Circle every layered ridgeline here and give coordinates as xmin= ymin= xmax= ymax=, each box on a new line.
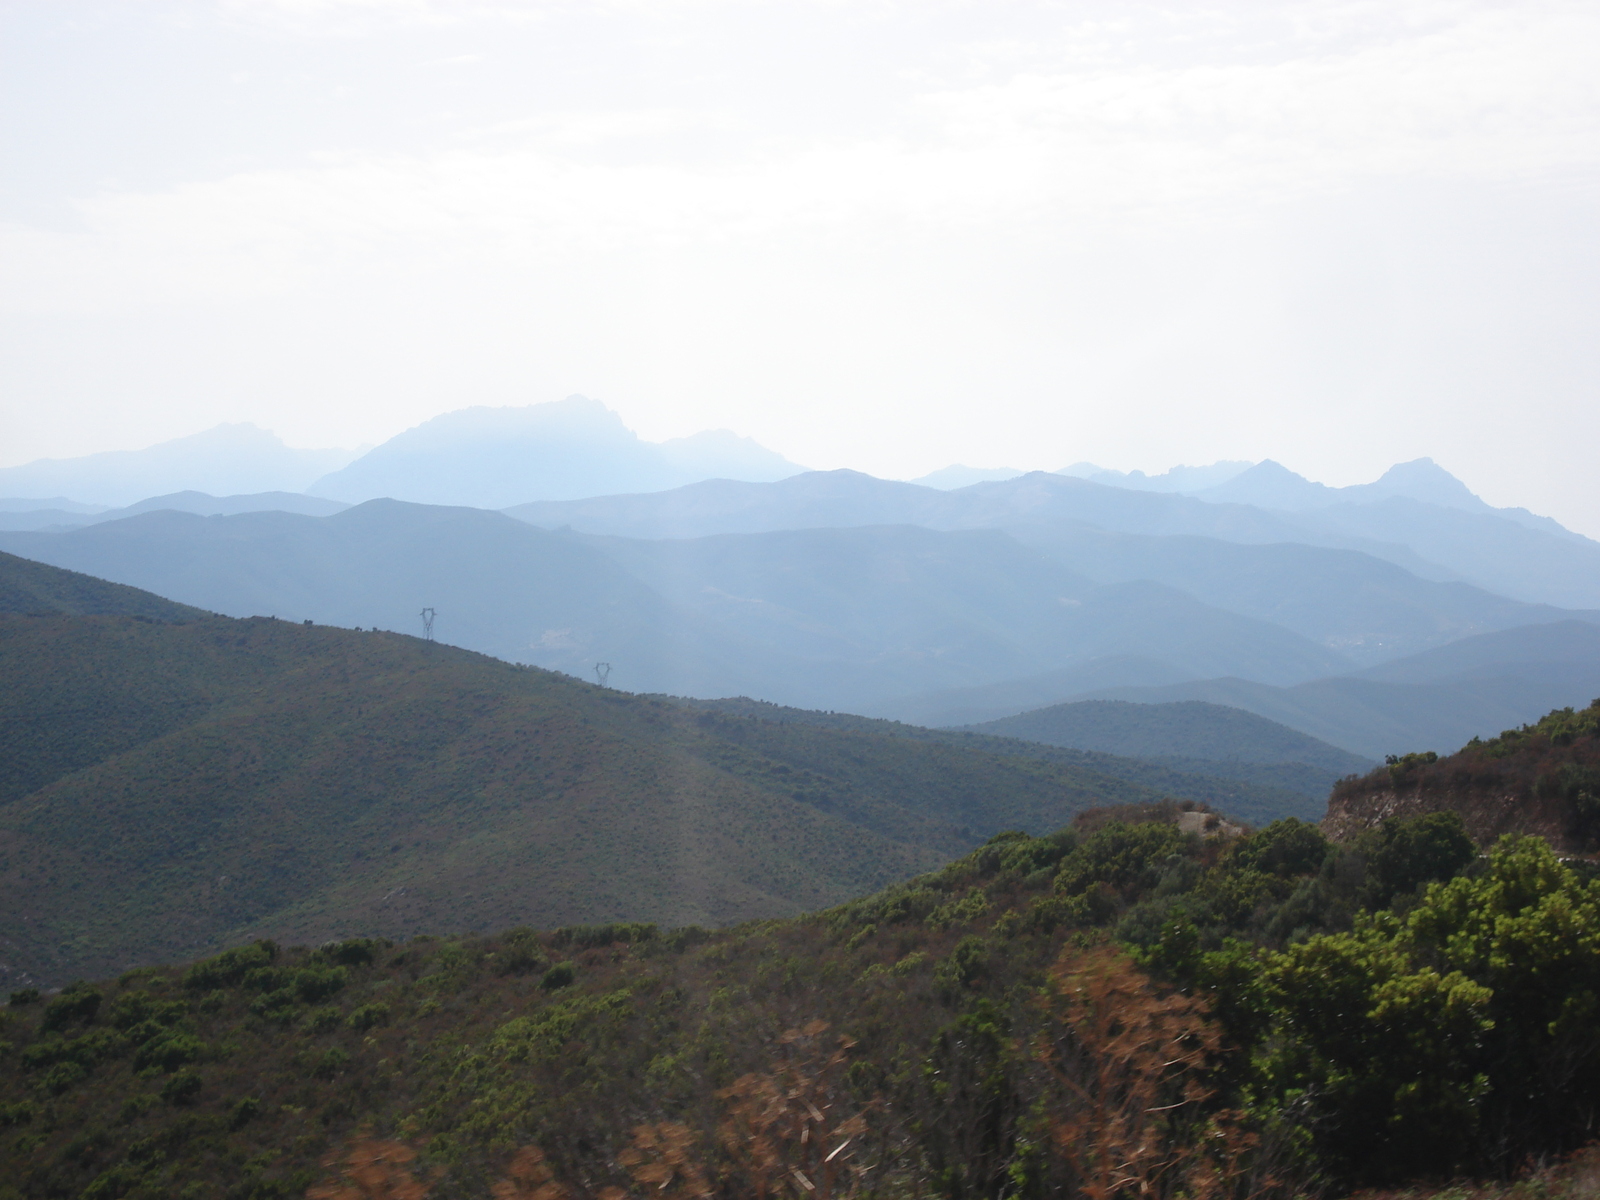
xmin=5 ymin=476 xmax=1598 ymax=760
xmin=0 ymin=555 xmax=1313 ymax=988
xmin=961 ymin=698 xmax=1373 ymax=802
xmin=3 ymin=803 xmax=1599 ymax=1199
xmin=670 ymin=696 xmax=1331 ymax=821
xmin=1325 ymin=698 xmax=1600 ymax=852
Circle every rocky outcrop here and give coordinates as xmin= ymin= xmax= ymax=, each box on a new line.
xmin=1322 ymin=784 xmax=1574 ymax=851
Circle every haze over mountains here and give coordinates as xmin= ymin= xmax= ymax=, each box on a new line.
xmin=3 ymin=396 xmax=1598 ymax=763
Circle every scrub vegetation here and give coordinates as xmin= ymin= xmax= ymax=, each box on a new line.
xmin=3 ymin=793 xmax=1599 ymax=1199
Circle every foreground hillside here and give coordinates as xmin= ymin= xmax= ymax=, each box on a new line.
xmin=0 ymin=602 xmax=1178 ymax=987
xmin=3 ymin=803 xmax=1599 ymax=1199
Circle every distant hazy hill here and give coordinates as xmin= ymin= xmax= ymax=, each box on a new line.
xmin=0 ymin=601 xmax=1182 ymax=984
xmin=909 ymin=464 xmax=1027 ymax=488
xmin=309 ymin=396 xmax=805 ymax=507
xmin=1068 ymin=621 xmax=1600 ymax=760
xmin=0 ymin=424 xmax=358 ymax=507
xmin=963 ymin=699 xmax=1370 ymax=777
xmin=1006 ymin=522 xmax=1581 ymax=666
xmin=507 ymin=466 xmax=1600 ymax=611
xmin=0 ymin=549 xmax=207 ymax=623
xmin=0 ymin=490 xmax=350 ymax=532
xmin=0 ymin=503 xmax=1352 ymax=711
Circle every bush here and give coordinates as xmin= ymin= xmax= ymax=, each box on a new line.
xmin=1055 ymin=822 xmax=1189 ymax=898
xmin=133 ymin=1033 xmax=205 ymax=1073
xmin=182 ymin=941 xmax=277 ymax=991
xmin=313 ymin=1047 xmax=350 ymax=1080
xmin=548 ymin=923 xmax=657 ymax=951
xmin=40 ymin=988 xmax=102 ymax=1032
xmin=1362 ymin=811 xmax=1477 ymax=904
xmin=1228 ymin=819 xmax=1329 ymax=878
xmin=160 ymin=1071 xmax=202 ymax=1105
xmin=302 ymin=1007 xmax=342 ymax=1034
xmin=347 ymin=1003 xmax=391 ymax=1031
xmin=317 ymin=938 xmax=383 ymax=966
xmin=7 ymin=989 xmax=39 ymax=1007
xmin=540 ymin=963 xmax=576 ymax=991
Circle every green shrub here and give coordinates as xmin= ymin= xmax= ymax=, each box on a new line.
xmin=313 ymin=1047 xmax=350 ymax=1080
xmin=1055 ymin=822 xmax=1189 ymax=897
xmin=540 ymin=963 xmax=576 ymax=991
xmin=108 ymin=991 xmax=187 ymax=1031
xmin=117 ymin=1094 xmax=157 ymax=1124
xmin=1361 ymin=812 xmax=1477 ymax=905
xmin=133 ymin=1033 xmax=205 ymax=1073
xmin=935 ymin=935 xmax=989 ymax=990
xmin=1227 ymin=819 xmax=1330 ymax=878
xmin=39 ymin=1060 xmax=87 ymax=1094
xmin=7 ymin=989 xmax=39 ymax=1007
xmin=229 ymin=1097 xmax=261 ymax=1130
xmin=40 ymin=988 xmax=102 ymax=1031
xmin=248 ymin=989 xmax=300 ymax=1025
xmin=347 ymin=1002 xmax=391 ymax=1031
xmin=301 ymin=1007 xmax=342 ymax=1034
xmin=316 ymin=938 xmax=383 ymax=966
xmin=159 ymin=1070 xmax=202 ymax=1105
xmin=181 ymin=941 xmax=277 ymax=991
xmin=548 ymin=923 xmax=657 ymax=951
xmin=293 ymin=966 xmax=348 ymax=1003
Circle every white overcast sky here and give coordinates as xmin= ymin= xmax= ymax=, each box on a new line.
xmin=2 ymin=1 xmax=1599 ymax=532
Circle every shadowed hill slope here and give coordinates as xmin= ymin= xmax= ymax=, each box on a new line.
xmin=0 ymin=549 xmax=208 ymax=622
xmin=963 ymin=699 xmax=1371 ymax=776
xmin=0 ymin=608 xmax=1169 ymax=986
xmin=675 ymin=696 xmax=1331 ymax=822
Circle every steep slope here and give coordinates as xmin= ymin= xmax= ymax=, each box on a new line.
xmin=0 ymin=549 xmax=207 ymax=623
xmin=1324 ymin=699 xmax=1600 ymax=852
xmin=0 ymin=610 xmax=1164 ymax=986
xmin=963 ymin=699 xmax=1371 ymax=777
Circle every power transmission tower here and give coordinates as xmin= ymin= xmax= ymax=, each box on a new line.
xmin=594 ymin=662 xmax=612 ymax=688
xmin=420 ymin=607 xmax=436 ymax=642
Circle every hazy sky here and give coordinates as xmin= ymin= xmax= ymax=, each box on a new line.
xmin=3 ymin=1 xmax=1598 ymax=532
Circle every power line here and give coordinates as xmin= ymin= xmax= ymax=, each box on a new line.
xmin=420 ymin=607 xmax=436 ymax=642
xmin=594 ymin=662 xmax=611 ymax=688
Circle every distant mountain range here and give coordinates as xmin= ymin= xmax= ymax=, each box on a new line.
xmin=2 ymin=494 xmax=1596 ymax=760
xmin=0 ymin=503 xmax=1353 ymax=711
xmin=0 ymin=424 xmax=361 ymax=508
xmin=3 ymin=402 xmax=1597 ymax=763
xmin=307 ymin=396 xmax=807 ymax=508
xmin=0 ymin=397 xmax=807 ymax=513
xmin=507 ymin=467 xmax=1600 ymax=611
